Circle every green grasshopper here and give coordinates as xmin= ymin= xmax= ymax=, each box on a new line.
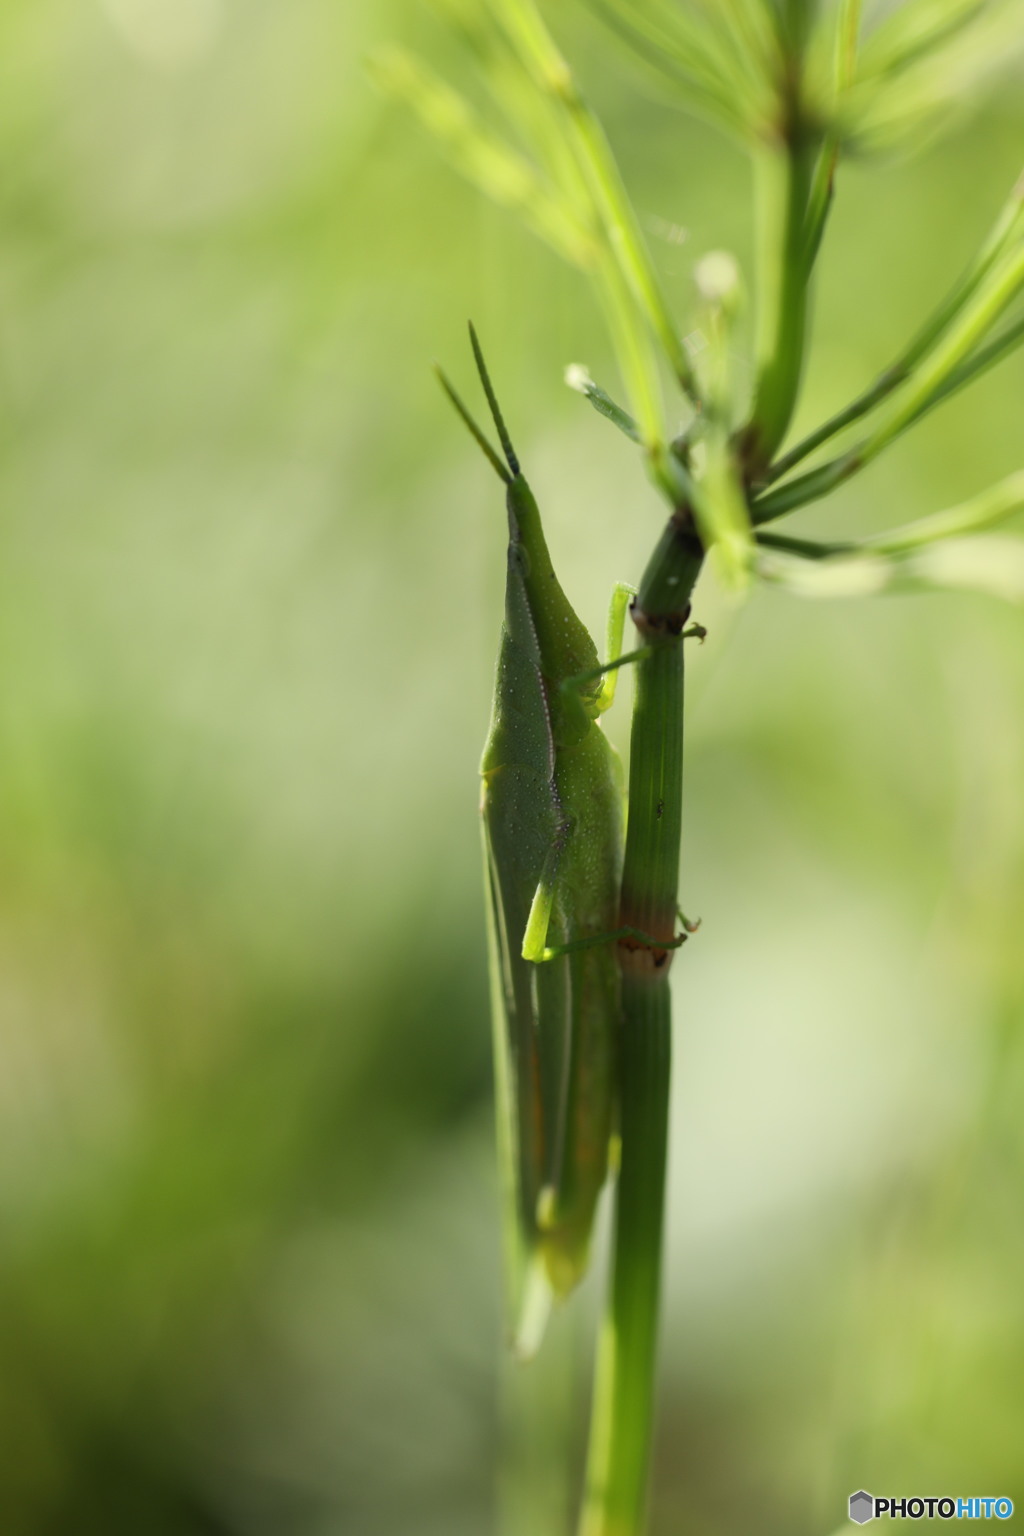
xmin=438 ymin=329 xmax=688 ymax=1357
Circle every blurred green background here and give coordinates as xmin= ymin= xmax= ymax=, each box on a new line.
xmin=1 ymin=2 xmax=1023 ymax=1533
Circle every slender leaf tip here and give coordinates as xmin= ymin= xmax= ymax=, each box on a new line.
xmin=564 ymin=363 xmax=642 ymax=443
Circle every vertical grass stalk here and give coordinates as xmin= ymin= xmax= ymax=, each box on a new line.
xmin=580 ymin=513 xmax=703 ymax=1536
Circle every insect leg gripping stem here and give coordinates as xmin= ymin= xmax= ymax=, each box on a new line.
xmin=521 ymin=815 xmax=697 ymax=964
xmin=536 ymin=924 xmax=692 ymax=963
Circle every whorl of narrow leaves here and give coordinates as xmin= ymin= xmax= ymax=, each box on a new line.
xmin=583 ymin=0 xmax=1024 ymax=154
xmin=372 ymin=0 xmax=694 ymax=467
xmin=757 ymin=471 xmax=1024 ymax=598
xmin=375 ymin=0 xmax=1024 ymax=606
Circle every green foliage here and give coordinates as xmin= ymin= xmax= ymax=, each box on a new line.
xmin=2 ymin=4 xmax=1024 ymax=1536
xmin=380 ymin=0 xmax=1024 ymax=599
xmin=373 ymin=0 xmax=697 ymax=473
xmin=377 ymin=2 xmax=1024 ymax=1532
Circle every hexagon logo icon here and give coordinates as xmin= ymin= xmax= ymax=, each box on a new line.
xmin=849 ymin=1491 xmax=874 ymax=1525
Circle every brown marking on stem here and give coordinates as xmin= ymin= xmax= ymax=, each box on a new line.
xmin=630 ymin=602 xmax=692 ymax=639
xmin=617 ymin=935 xmax=675 ymax=977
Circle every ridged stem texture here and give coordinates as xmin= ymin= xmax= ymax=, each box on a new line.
xmin=580 ymin=511 xmax=703 ymax=1536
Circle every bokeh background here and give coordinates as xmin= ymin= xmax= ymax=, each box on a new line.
xmin=1 ymin=2 xmax=1023 ymax=1533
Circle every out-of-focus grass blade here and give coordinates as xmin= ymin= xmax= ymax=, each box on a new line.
xmin=757 ymin=534 xmax=1024 ymax=604
xmin=926 ymin=308 xmax=1024 ymax=408
xmin=703 ymin=0 xmax=778 ymax=78
xmin=768 ymin=167 xmax=1024 ymax=484
xmin=753 ymin=232 xmax=1024 ymax=520
xmin=864 ymin=471 xmax=1024 ymax=553
xmin=581 ymin=0 xmax=761 ymax=138
xmin=368 ymin=50 xmax=598 ymax=269
xmin=757 ymin=545 xmax=892 ymax=597
xmin=857 ymin=0 xmax=988 ymax=81
xmin=427 ymin=0 xmax=564 ymax=155
xmin=374 ymin=6 xmax=681 ymax=464
xmin=908 ymin=534 xmax=1024 ymax=601
xmin=564 ymin=365 xmax=642 ymax=443
xmin=487 ymin=0 xmax=699 ymax=406
xmin=801 ymin=0 xmax=863 ymax=274
xmin=861 ymin=240 xmax=1024 ymax=460
xmin=760 ymin=467 xmax=1024 ymax=561
xmin=835 ymin=0 xmax=863 ymax=85
xmin=592 ymin=249 xmax=669 ymax=453
xmin=844 ymin=0 xmax=1024 ymax=154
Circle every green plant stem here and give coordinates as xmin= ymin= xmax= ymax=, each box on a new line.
xmin=800 ymin=0 xmax=861 ymax=276
xmin=580 ymin=513 xmax=703 ymax=1536
xmin=801 ymin=137 xmax=837 ymax=277
xmin=581 ymin=973 xmax=671 ymax=1536
xmin=744 ymin=126 xmax=816 ymax=472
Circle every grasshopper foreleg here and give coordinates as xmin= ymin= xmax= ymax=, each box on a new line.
xmin=598 ymin=581 xmax=639 ymax=713
xmin=562 ymin=594 xmax=706 ymax=714
xmin=539 ymin=924 xmax=691 ymax=961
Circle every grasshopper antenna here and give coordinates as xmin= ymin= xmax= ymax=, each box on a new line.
xmin=469 ymin=322 xmax=520 ymax=478
xmin=434 ymin=363 xmax=512 ymax=485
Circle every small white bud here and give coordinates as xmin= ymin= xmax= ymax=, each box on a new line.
xmin=564 ymin=363 xmax=593 ymax=395
xmin=695 ymin=250 xmax=741 ymax=308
